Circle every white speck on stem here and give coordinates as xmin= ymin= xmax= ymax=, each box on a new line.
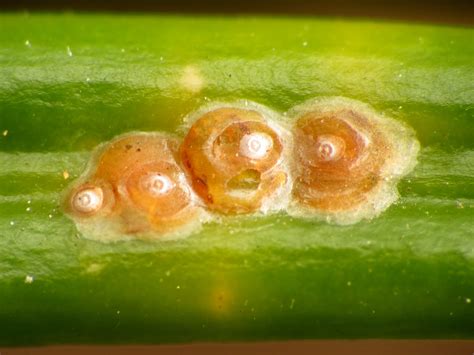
xmin=85 ymin=263 xmax=105 ymax=274
xmin=290 ymin=298 xmax=295 ymax=309
xmin=302 ymin=41 xmax=308 ymax=47
xmin=26 ymin=207 xmax=31 ymax=212
xmin=179 ymin=65 xmax=205 ymax=93
xmin=25 ymin=40 xmax=31 ymax=47
xmin=67 ymin=46 xmax=73 ymax=57
xmin=2 ymin=130 xmax=8 ymax=137
xmin=466 ymin=298 xmax=472 ymax=304
xmin=25 ymin=275 xmax=34 ymax=284
xmin=10 ymin=221 xmax=15 ymax=226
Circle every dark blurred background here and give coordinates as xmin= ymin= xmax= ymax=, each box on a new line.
xmin=0 ymin=0 xmax=473 ymax=26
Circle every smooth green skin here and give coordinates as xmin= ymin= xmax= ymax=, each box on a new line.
xmin=0 ymin=14 xmax=473 ymax=345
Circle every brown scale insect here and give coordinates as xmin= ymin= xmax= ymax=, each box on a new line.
xmin=180 ymin=104 xmax=292 ymax=214
xmin=64 ymin=97 xmax=419 ymax=241
xmin=290 ymin=97 xmax=419 ymax=223
xmin=65 ymin=133 xmax=205 ymax=240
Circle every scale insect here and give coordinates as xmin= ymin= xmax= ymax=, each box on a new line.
xmin=180 ymin=102 xmax=293 ymax=215
xmin=64 ymin=132 xmax=208 ymax=241
xmin=63 ymin=97 xmax=419 ymax=241
xmin=288 ymin=97 xmax=420 ymax=224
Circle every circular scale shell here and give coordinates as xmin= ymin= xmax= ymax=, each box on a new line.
xmin=65 ymin=133 xmax=205 ymax=239
xmin=65 ymin=179 xmax=116 ymax=219
xmin=290 ymin=97 xmax=419 ymax=224
xmin=294 ymin=109 xmax=389 ymax=210
xmin=181 ymin=106 xmax=291 ymax=214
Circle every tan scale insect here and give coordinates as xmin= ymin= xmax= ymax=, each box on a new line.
xmin=288 ymin=97 xmax=419 ymax=224
xmin=64 ymin=132 xmax=208 ymax=241
xmin=63 ymin=97 xmax=419 ymax=241
xmin=180 ymin=101 xmax=293 ymax=215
